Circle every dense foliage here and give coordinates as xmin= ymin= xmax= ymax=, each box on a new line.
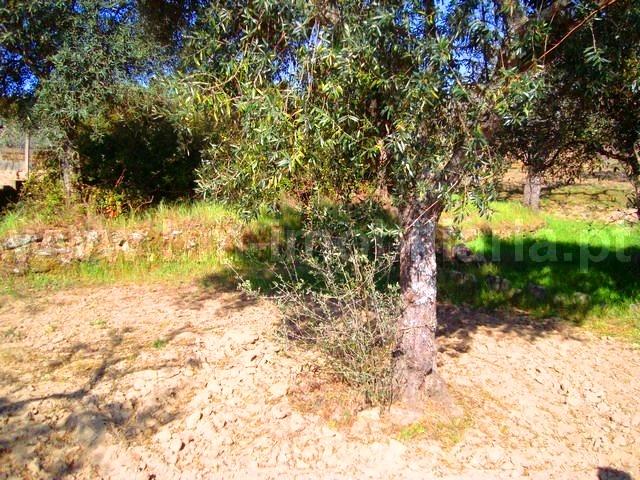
xmin=1 ymin=0 xmax=205 ymax=200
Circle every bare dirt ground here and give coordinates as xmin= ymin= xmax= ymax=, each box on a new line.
xmin=1 ymin=284 xmax=638 ymax=479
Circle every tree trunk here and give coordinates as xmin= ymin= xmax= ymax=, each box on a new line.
xmin=60 ymin=144 xmax=79 ymax=201
xmin=632 ymin=175 xmax=640 ymax=221
xmin=523 ymin=168 xmax=542 ymax=210
xmin=634 ymin=145 xmax=640 ymax=221
xmin=393 ymin=201 xmax=442 ymax=404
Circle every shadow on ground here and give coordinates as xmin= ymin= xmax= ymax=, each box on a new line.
xmin=440 ymin=235 xmax=640 ymax=328
xmin=0 ymin=323 xmax=201 ymax=477
xmin=598 ymin=467 xmax=634 ymax=480
xmin=436 ymin=303 xmax=564 ymax=357
xmin=199 ymin=220 xmax=640 ymax=333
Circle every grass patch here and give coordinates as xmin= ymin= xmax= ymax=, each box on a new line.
xmin=440 ymin=201 xmax=640 ymax=342
xmin=152 ymin=338 xmax=168 ymax=349
xmin=0 ymin=210 xmax=26 ymax=238
xmin=90 ymin=318 xmax=108 ymax=329
xmin=396 ymin=414 xmax=473 ymax=447
xmin=397 ymin=422 xmax=427 ymax=441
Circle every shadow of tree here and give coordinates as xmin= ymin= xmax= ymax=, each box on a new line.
xmin=436 ymin=303 xmax=565 ymax=357
xmin=0 ymin=394 xmax=183 ymax=478
xmin=0 ymin=322 xmax=201 ymax=478
xmin=201 ymin=221 xmax=639 ymax=332
xmin=598 ymin=467 xmax=634 ymax=480
xmin=190 ymin=204 xmax=640 ymax=364
xmin=171 ymin=278 xmax=262 ymax=312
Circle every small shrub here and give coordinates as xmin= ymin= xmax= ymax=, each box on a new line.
xmin=83 ymin=185 xmax=127 ymax=218
xmin=20 ymin=165 xmax=66 ymax=221
xmin=273 ymin=211 xmax=401 ymax=405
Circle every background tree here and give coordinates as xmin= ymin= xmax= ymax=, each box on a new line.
xmin=544 ymin=1 xmax=640 ymax=218
xmin=500 ymin=76 xmax=592 ymax=210
xmin=0 ymin=1 xmax=78 ymax=102
xmin=586 ymin=24 xmax=640 ymax=220
xmin=32 ymin=1 xmax=162 ymax=196
xmin=0 ymin=0 xmax=206 ymax=199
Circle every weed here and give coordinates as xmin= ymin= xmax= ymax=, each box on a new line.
xmin=90 ymin=318 xmax=107 ymax=329
xmin=152 ymin=338 xmax=168 ymax=349
xmin=397 ymin=422 xmax=427 ymax=441
xmin=396 ymin=414 xmax=473 ymax=447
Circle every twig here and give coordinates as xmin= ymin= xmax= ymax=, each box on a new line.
xmin=536 ymin=0 xmax=619 ymax=63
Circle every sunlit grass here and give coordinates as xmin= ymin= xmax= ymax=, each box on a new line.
xmin=440 ymin=201 xmax=640 ymax=342
xmin=0 ymin=208 xmax=32 ymax=238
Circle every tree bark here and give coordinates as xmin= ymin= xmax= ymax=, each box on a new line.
xmin=393 ymin=201 xmax=442 ymax=404
xmin=523 ymin=168 xmax=542 ymax=210
xmin=632 ymin=174 xmax=640 ymax=221
xmin=60 ymin=144 xmax=79 ymax=201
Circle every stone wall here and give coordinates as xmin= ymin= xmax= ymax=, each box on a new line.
xmin=0 ymin=221 xmax=240 ymax=276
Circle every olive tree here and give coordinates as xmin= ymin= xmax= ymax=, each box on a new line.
xmin=181 ymin=0 xmax=622 ymax=403
xmin=500 ymin=77 xmax=592 ymax=210
xmin=588 ymin=21 xmax=640 ymax=220
xmin=544 ymin=1 xmax=640 ymax=218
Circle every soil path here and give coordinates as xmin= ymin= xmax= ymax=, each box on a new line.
xmin=0 ymin=285 xmax=638 ymax=479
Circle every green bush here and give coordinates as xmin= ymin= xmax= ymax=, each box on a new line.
xmin=77 ymin=107 xmax=202 ymax=202
xmin=19 ymin=162 xmax=66 ymax=221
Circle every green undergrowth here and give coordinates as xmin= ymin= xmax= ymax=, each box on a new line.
xmin=1 ymin=198 xmax=639 ymax=343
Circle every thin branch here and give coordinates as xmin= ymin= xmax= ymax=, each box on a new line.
xmin=536 ymin=0 xmax=619 ymax=63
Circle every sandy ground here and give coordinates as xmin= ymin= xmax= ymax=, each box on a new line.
xmin=0 ymin=284 xmax=638 ymax=479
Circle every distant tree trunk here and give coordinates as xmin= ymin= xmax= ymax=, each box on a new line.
xmin=632 ymin=146 xmax=640 ymax=221
xmin=632 ymin=174 xmax=640 ymax=221
xmin=523 ymin=167 xmax=543 ymax=210
xmin=393 ymin=199 xmax=442 ymax=404
xmin=617 ymin=149 xmax=640 ymax=220
xmin=60 ymin=144 xmax=79 ymax=201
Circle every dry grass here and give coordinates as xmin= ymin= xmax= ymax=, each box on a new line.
xmin=288 ymin=370 xmax=366 ymax=428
